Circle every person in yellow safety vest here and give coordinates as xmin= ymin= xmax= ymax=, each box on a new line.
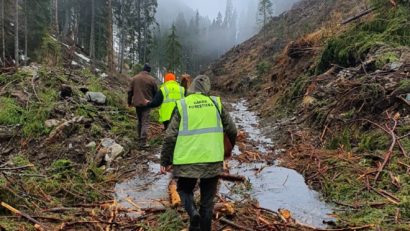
xmin=145 ymin=73 xmax=185 ymax=129
xmin=160 ymin=75 xmax=237 ymax=231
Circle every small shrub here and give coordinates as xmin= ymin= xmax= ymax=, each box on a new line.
xmin=256 ymin=60 xmax=271 ymax=77
xmin=39 ymin=35 xmax=62 ymax=66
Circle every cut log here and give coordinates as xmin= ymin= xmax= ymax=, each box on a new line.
xmin=168 ymin=179 xmax=181 ymax=207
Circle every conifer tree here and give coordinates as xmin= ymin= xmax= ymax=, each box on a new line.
xmin=166 ymin=24 xmax=181 ymax=74
xmin=258 ymin=0 xmax=273 ymax=36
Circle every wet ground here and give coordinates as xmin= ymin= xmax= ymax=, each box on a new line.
xmin=115 ymin=99 xmax=333 ymax=228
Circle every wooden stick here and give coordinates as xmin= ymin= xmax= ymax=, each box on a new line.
xmin=219 ymin=217 xmax=253 ymax=231
xmin=397 ymin=95 xmax=410 ymax=107
xmin=0 ymin=164 xmax=34 ymax=171
xmin=374 ymin=116 xmax=398 ymax=184
xmin=125 ymin=197 xmax=141 ymax=211
xmin=1 ymin=201 xmax=46 ymax=230
xmin=370 ymin=187 xmax=400 ymax=205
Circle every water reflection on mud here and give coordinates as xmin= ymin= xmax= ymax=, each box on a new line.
xmin=114 ymin=99 xmax=333 ymax=227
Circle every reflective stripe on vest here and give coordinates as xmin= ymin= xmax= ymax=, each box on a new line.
xmin=173 ymin=94 xmax=224 ymax=165
xmin=178 ymin=96 xmax=223 ymax=136
xmin=159 ymin=81 xmax=185 ymax=122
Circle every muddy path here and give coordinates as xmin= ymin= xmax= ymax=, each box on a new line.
xmin=114 ymin=98 xmax=334 ymax=228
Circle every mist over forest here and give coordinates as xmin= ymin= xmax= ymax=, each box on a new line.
xmin=0 ymin=0 xmax=300 ymax=79
xmin=152 ymin=0 xmax=300 ymax=76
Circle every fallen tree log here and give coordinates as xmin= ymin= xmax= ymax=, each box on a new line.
xmin=341 ymin=7 xmax=376 ymax=25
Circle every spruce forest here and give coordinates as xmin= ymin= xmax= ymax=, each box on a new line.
xmin=0 ymin=0 xmax=409 ymax=230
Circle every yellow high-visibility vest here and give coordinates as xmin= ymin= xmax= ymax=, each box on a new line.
xmin=159 ymin=81 xmax=185 ymax=123
xmin=173 ymin=94 xmax=224 ymax=165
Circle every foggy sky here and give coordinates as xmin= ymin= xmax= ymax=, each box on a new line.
xmin=177 ymin=0 xmax=253 ymax=19
xmin=175 ymin=0 xmax=300 ymax=20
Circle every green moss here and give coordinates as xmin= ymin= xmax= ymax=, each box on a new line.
xmin=0 ymin=97 xmax=24 ymax=125
xmin=21 ymin=103 xmax=53 ymax=137
xmin=88 ymin=78 xmax=104 ymax=92
xmin=11 ymin=155 xmax=32 ymax=166
xmin=0 ymin=219 xmax=33 ymax=231
xmin=316 ymin=3 xmax=410 ymax=73
xmin=104 ymin=90 xmax=127 ymax=110
xmin=358 ymin=130 xmax=390 ymax=152
xmin=375 ymin=51 xmax=400 ymax=68
xmin=0 ymin=71 xmax=29 ymax=85
xmin=111 ymin=113 xmax=135 ymax=137
xmin=326 ymin=129 xmax=352 ymax=150
xmin=0 ymin=86 xmax=58 ymax=137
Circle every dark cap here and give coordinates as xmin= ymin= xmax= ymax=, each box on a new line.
xmin=143 ymin=63 xmax=151 ymax=72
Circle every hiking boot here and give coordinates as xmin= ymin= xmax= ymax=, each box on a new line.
xmin=189 ymin=213 xmax=200 ymax=231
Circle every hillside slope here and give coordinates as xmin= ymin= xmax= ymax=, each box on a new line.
xmin=207 ymin=0 xmax=410 ymax=229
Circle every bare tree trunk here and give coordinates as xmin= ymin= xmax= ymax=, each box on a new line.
xmin=119 ymin=30 xmax=124 ymax=73
xmin=14 ymin=0 xmax=19 ymax=67
xmin=142 ymin=23 xmax=148 ymax=64
xmin=107 ymin=0 xmax=114 ymax=72
xmin=62 ymin=8 xmax=70 ymax=39
xmin=1 ymin=0 xmax=5 ymax=66
xmin=89 ymin=0 xmax=95 ymax=66
xmin=54 ymin=0 xmax=59 ymax=35
xmin=136 ymin=0 xmax=142 ymax=64
xmin=118 ymin=0 xmax=124 ymax=73
xmin=24 ymin=0 xmax=27 ymax=65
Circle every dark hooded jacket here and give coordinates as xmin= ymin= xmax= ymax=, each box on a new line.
xmin=160 ymin=75 xmax=237 ymax=178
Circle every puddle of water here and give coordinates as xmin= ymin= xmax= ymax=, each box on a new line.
xmin=230 ymin=100 xmax=273 ymax=153
xmin=221 ymin=162 xmax=333 ymax=227
xmin=227 ymin=99 xmax=333 ymax=228
xmin=115 ymin=161 xmax=170 ymax=210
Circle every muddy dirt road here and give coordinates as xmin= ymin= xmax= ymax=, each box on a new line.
xmin=115 ymin=99 xmax=334 ymax=228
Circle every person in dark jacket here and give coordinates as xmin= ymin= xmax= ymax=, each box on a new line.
xmin=127 ymin=64 xmax=158 ymax=148
xmin=161 ymin=75 xmax=237 ymax=231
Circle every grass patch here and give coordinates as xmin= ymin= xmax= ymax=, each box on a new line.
xmin=0 ymin=97 xmax=24 ymax=125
